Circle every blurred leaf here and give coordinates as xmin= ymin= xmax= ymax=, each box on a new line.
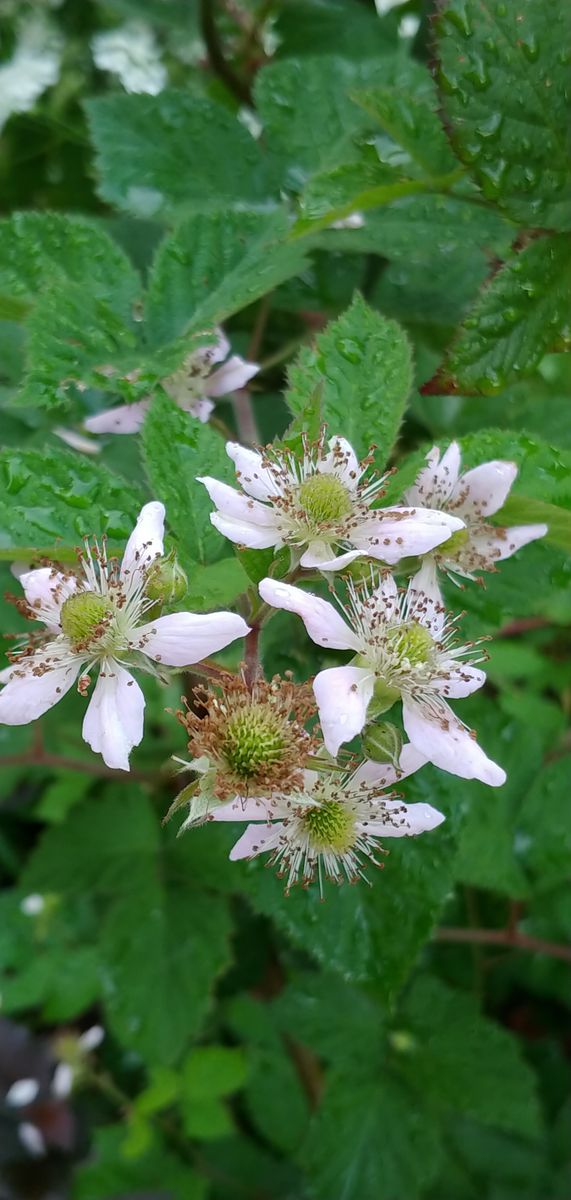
xmin=73 ymin=1125 xmax=206 ymax=1200
xmin=182 ymin=1046 xmax=249 ymax=1100
xmin=399 ymin=976 xmax=543 ymax=1138
xmin=85 ymin=91 xmax=272 ymax=221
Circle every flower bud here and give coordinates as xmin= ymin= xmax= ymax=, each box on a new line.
xmin=361 ymin=720 xmax=403 ymax=767
xmin=146 ymin=552 xmax=187 ymax=605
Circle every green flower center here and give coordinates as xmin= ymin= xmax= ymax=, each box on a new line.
xmin=441 ymin=527 xmax=470 ymax=557
xmin=222 ymin=706 xmax=285 ymax=779
xmin=298 ymin=473 xmax=352 ymax=525
xmin=303 ymin=799 xmax=355 ymax=852
xmin=60 ymin=591 xmax=112 ymax=648
xmin=386 ymin=622 xmax=434 ymax=667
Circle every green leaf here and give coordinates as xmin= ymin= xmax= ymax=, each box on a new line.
xmin=181 ymin=1097 xmax=235 ymax=1140
xmin=425 ymin=235 xmax=571 ymax=395
xmin=303 ymin=1072 xmax=443 ymax=1200
xmin=85 ymin=91 xmax=272 ymax=221
xmin=274 ymin=972 xmax=385 ymax=1067
xmin=286 ymin=294 xmax=413 ymax=462
xmin=73 ymin=1125 xmax=206 ymax=1200
xmin=101 ymin=878 xmax=232 ymax=1065
xmin=399 ymin=976 xmax=542 ymax=1138
xmin=517 ymin=757 xmax=571 ymax=891
xmin=184 ymin=558 xmax=250 ymax=612
xmin=183 ymin=1046 xmax=248 ymax=1101
xmin=0 ymin=444 xmax=143 ymax=557
xmin=353 ymin=86 xmax=457 ymax=177
xmin=498 ymin=494 xmax=571 ymax=553
xmin=0 ymin=213 xmax=141 ymax=309
xmin=435 ymin=0 xmax=571 ymax=230
xmin=141 ymin=392 xmax=231 ymax=570
xmin=254 ymin=56 xmax=379 ymax=179
xmin=242 ymin=802 xmax=458 ymax=1001
xmin=145 ymin=208 xmax=309 ymax=349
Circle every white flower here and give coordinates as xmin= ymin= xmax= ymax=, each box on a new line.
xmin=91 ymin=21 xmax=167 ymax=95
xmin=199 ymin=433 xmax=464 ymax=571
xmin=0 ymin=15 xmax=62 ymax=130
xmin=211 ymin=751 xmax=443 ymax=893
xmin=84 ymin=331 xmax=259 ymax=436
xmin=404 ymin=442 xmax=548 ymax=584
xmin=331 ymin=212 xmax=366 ymax=230
xmin=259 ymin=559 xmax=506 ymax=786
xmin=0 ymin=503 xmax=249 ymax=770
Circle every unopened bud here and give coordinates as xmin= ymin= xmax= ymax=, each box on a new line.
xmin=146 ymin=552 xmax=187 ymax=605
xmin=362 ymin=721 xmax=403 ymax=767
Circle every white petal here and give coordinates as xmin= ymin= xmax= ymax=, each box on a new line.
xmin=212 ymin=796 xmax=287 ymax=821
xmin=406 ymin=557 xmax=446 ymax=637
xmin=356 ymin=507 xmax=463 ymax=565
xmin=467 ymin=523 xmax=548 ymax=568
xmin=206 ymin=355 xmax=259 ymax=397
xmin=432 ymin=664 xmax=486 ymax=699
xmin=210 ymin=511 xmax=283 ymax=550
xmin=402 ymin=696 xmax=506 ymax=786
xmin=313 ymin=665 xmax=375 ymax=755
xmin=0 ymin=655 xmax=80 ymax=724
xmin=6 ymin=1079 xmax=40 ymax=1107
xmin=120 ymin=501 xmax=165 ymax=588
xmin=229 ymin=822 xmax=284 ymax=860
xmin=133 ymin=611 xmax=250 ymax=666
xmin=82 ymin=663 xmax=145 ymax=771
xmin=192 ymin=329 xmax=231 ymax=367
xmin=299 ymin=541 xmax=362 ymax=571
xmin=404 ymin=443 xmax=460 ymax=507
xmin=177 ymin=395 xmax=215 ymax=423
xmin=225 ymin=442 xmax=279 ymax=501
xmin=84 ymin=400 xmax=150 ymax=434
xmin=449 ymin=461 xmax=518 ymax=520
xmin=258 ymin=579 xmax=360 ymax=650
xmin=319 ymin=436 xmax=362 ymax=490
xmin=19 ymin=567 xmax=77 ymax=632
xmin=365 ymin=799 xmax=445 ymax=837
xmin=199 ymin=476 xmax=279 ymax=527
xmin=352 ymin=741 xmax=427 ymax=788
xmin=18 ymin=1123 xmax=45 ymax=1158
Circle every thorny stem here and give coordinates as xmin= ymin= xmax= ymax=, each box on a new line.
xmin=199 ymin=0 xmax=253 ymax=105
xmin=436 ymin=926 xmax=571 ymax=964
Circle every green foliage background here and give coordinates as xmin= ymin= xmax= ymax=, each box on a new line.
xmin=0 ymin=1 xmax=569 ymax=1198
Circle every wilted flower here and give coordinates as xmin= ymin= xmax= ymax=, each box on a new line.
xmin=84 ymin=330 xmax=259 ymax=435
xmin=259 ymin=560 xmax=506 ymax=786
xmin=0 ymin=503 xmax=249 ymax=770
xmin=211 ymin=756 xmax=443 ymax=894
xmin=173 ymin=671 xmax=317 ymax=827
xmin=404 ymin=442 xmax=547 ymax=585
xmin=199 ymin=432 xmax=464 ymax=571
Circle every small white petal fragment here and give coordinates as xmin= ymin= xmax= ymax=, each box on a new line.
xmin=6 ymin=1079 xmax=40 ymax=1108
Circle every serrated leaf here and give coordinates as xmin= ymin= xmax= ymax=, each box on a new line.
xmin=85 ymin=91 xmax=272 ymax=221
xmin=286 ymin=294 xmax=413 ymax=463
xmin=145 ymin=208 xmax=309 ymax=348
xmin=0 ymin=445 xmax=143 ymax=559
xmin=141 ymin=393 xmax=231 ymax=569
xmin=425 ymin=235 xmax=571 ymax=395
xmin=399 ymin=976 xmax=542 ymax=1138
xmin=435 ymin=0 xmax=571 ymax=230
xmin=0 ymin=213 xmax=141 ymax=309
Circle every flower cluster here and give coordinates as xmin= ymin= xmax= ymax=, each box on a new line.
xmin=0 ymin=425 xmax=546 ymax=895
